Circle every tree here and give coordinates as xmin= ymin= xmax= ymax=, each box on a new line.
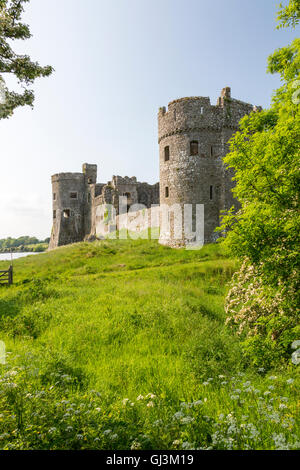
xmin=277 ymin=0 xmax=300 ymax=29
xmin=0 ymin=0 xmax=53 ymax=119
xmin=220 ymin=1 xmax=300 ymax=367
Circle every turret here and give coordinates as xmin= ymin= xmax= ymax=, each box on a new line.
xmin=158 ymin=88 xmax=260 ymax=247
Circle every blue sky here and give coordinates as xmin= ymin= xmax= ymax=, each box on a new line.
xmin=0 ymin=0 xmax=297 ymax=239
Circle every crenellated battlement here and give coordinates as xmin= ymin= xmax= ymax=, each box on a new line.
xmin=51 ymin=173 xmax=84 ymax=183
xmin=112 ymin=176 xmax=138 ymax=187
xmin=158 ymin=87 xmax=260 ymax=144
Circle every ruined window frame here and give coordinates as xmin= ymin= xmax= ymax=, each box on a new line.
xmin=190 ymin=140 xmax=199 ymax=156
xmin=63 ymin=209 xmax=71 ymax=218
xmin=164 ymin=146 xmax=170 ymax=162
xmin=70 ymin=192 xmax=78 ymax=200
xmin=165 ymin=186 xmax=169 ymax=198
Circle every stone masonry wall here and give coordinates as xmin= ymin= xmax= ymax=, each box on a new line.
xmin=158 ymin=87 xmax=260 ymax=247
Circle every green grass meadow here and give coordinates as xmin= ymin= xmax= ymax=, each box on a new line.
xmin=0 ymin=238 xmax=299 ymax=450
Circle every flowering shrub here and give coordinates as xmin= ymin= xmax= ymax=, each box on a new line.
xmin=225 ymin=260 xmax=299 ymax=368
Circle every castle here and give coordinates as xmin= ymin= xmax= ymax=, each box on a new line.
xmin=49 ymin=87 xmax=260 ymax=250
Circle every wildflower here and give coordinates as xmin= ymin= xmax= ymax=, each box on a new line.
xmin=202 ymin=382 xmax=209 ymax=386
xmin=181 ymin=416 xmax=194 ymax=424
xmin=137 ymin=395 xmax=144 ymax=401
xmin=182 ymin=441 xmax=194 ymax=449
xmin=66 ymin=426 xmax=73 ymax=432
xmin=180 ymin=402 xmax=190 ymax=409
xmin=173 ymin=411 xmax=184 ymax=420
xmin=76 ymin=434 xmax=83 ymax=440
xmin=147 ymin=401 xmax=154 ymax=408
xmin=280 ymin=397 xmax=288 ymax=402
xmin=103 ymin=429 xmax=112 ymax=435
xmin=3 ymin=383 xmax=17 ymax=389
xmin=279 ymin=404 xmax=287 ymax=409
xmin=192 ymin=400 xmax=203 ymax=406
xmin=95 ymin=407 xmax=101 ymax=412
xmin=7 ymin=371 xmax=18 ymax=377
xmin=110 ymin=433 xmax=118 ymax=440
xmin=131 ymin=440 xmax=142 ymax=450
xmin=153 ymin=419 xmax=163 ymax=426
xmin=286 ymin=379 xmax=294 ymax=385
xmin=268 ymin=376 xmax=277 ymax=381
xmin=172 ymin=440 xmax=181 ymax=446
xmin=122 ymin=398 xmax=130 ymax=405
xmin=268 ymin=385 xmax=275 ymax=390
xmin=243 ymin=381 xmax=251 ymax=387
xmin=272 ymin=433 xmax=288 ymax=450
xmin=146 ymin=393 xmax=156 ymax=399
xmin=230 ymin=395 xmax=239 ymax=400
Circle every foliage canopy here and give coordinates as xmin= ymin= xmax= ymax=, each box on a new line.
xmin=0 ymin=0 xmax=53 ymax=118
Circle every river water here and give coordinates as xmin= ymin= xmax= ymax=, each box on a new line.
xmin=0 ymin=252 xmax=40 ymax=262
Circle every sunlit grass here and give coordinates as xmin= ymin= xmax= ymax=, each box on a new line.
xmin=0 ymin=238 xmax=298 ymax=449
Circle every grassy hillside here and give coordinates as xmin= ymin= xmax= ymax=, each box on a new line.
xmin=0 ymin=239 xmax=298 ymax=450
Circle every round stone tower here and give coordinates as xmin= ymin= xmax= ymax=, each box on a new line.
xmin=49 ymin=164 xmax=97 ymax=249
xmin=158 ymin=88 xmax=258 ymax=247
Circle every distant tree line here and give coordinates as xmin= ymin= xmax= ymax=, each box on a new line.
xmin=0 ymin=236 xmax=50 ymax=253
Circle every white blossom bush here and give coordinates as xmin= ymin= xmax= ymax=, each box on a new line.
xmin=225 ymin=260 xmax=299 ymax=368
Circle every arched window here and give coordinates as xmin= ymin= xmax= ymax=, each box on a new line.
xmin=164 ymin=146 xmax=170 ymax=162
xmin=190 ymin=140 xmax=199 ymax=156
xmin=210 ymin=186 xmax=213 ymax=200
xmin=165 ymin=187 xmax=169 ymax=198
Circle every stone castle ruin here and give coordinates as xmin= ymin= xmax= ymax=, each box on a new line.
xmin=49 ymin=87 xmax=260 ymax=250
